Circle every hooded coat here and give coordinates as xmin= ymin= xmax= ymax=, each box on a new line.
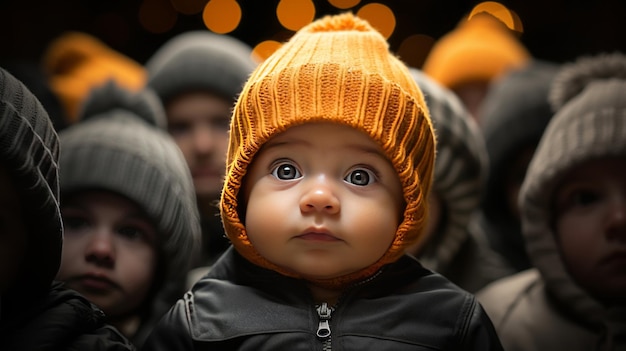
xmin=477 ymin=53 xmax=626 ymax=350
xmin=410 ymin=68 xmax=511 ymax=293
xmin=0 ymin=67 xmax=135 ymax=350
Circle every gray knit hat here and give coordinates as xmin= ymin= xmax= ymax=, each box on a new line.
xmin=410 ymin=68 xmax=488 ymax=271
xmin=520 ymin=52 xmax=626 ymax=322
xmin=0 ymin=66 xmax=62 ymax=295
xmin=59 ymin=81 xmax=201 ymax=286
xmin=146 ymin=30 xmax=257 ymax=104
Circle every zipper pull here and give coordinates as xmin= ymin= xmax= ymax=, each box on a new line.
xmin=316 ymin=302 xmax=333 ymax=338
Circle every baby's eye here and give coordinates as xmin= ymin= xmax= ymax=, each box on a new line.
xmin=63 ymin=216 xmax=90 ymax=231
xmin=271 ymin=162 xmax=302 ymax=180
xmin=571 ymin=190 xmax=599 ymax=207
xmin=344 ymin=168 xmax=376 ymax=186
xmin=117 ymin=226 xmax=145 ymax=241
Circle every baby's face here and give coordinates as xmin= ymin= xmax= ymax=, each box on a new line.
xmin=553 ymin=157 xmax=626 ymax=305
xmin=57 ymin=190 xmax=158 ymax=317
xmin=242 ymin=122 xmax=404 ymax=280
xmin=0 ymin=165 xmax=27 ymax=294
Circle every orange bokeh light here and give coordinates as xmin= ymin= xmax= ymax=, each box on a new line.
xmin=469 ymin=1 xmax=523 ymax=33
xmin=252 ymin=40 xmax=283 ymax=62
xmin=277 ymin=0 xmax=316 ymax=32
xmin=356 ymin=3 xmax=395 ymax=39
xmin=327 ymin=0 xmax=361 ymax=10
xmin=203 ymin=0 xmax=242 ymax=34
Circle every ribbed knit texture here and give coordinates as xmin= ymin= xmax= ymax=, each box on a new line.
xmin=422 ymin=13 xmax=530 ymax=90
xmin=221 ymin=13 xmax=436 ymax=288
xmin=0 ymin=67 xmax=62 ymax=294
xmin=520 ymin=52 xmax=626 ymax=324
xmin=146 ymin=30 xmax=258 ymax=104
xmin=410 ymin=68 xmax=487 ymax=271
xmin=59 ymin=84 xmax=201 ymax=286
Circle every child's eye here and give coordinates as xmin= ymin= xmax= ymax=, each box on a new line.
xmin=63 ymin=216 xmax=90 ymax=231
xmin=344 ymin=168 xmax=376 ymax=186
xmin=117 ymin=226 xmax=145 ymax=241
xmin=571 ymin=190 xmax=599 ymax=207
xmin=271 ymin=162 xmax=302 ymax=180
xmin=167 ymin=122 xmax=191 ymax=137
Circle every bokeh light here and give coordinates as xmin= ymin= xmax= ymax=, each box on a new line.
xmin=328 ymin=0 xmax=361 ymax=10
xmin=356 ymin=3 xmax=395 ymax=39
xmin=139 ymin=0 xmax=178 ymax=34
xmin=277 ymin=0 xmax=316 ymax=32
xmin=203 ymin=0 xmax=242 ymax=34
xmin=171 ymin=0 xmax=206 ymax=15
xmin=252 ymin=40 xmax=283 ymax=62
xmin=397 ymin=34 xmax=435 ymax=69
xmin=469 ymin=1 xmax=523 ymax=33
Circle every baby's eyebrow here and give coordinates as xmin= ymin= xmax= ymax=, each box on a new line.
xmin=261 ymin=138 xmax=310 ymax=150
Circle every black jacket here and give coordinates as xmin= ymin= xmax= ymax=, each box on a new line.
xmin=0 ymin=281 xmax=136 ymax=351
xmin=142 ymin=248 xmax=503 ymax=350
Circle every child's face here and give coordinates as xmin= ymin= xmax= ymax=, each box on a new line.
xmin=242 ymin=122 xmax=404 ymax=281
xmin=166 ymin=91 xmax=232 ymax=201
xmin=554 ymin=157 xmax=626 ymax=305
xmin=0 ymin=166 xmax=27 ymax=294
xmin=57 ymin=191 xmax=158 ymax=317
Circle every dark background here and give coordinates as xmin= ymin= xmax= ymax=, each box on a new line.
xmin=1 ymin=0 xmax=625 ymax=67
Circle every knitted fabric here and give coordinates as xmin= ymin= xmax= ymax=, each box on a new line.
xmin=59 ymin=82 xmax=201 ymax=284
xmin=410 ymin=68 xmax=488 ymax=272
xmin=221 ymin=13 xmax=436 ymax=288
xmin=0 ymin=67 xmax=62 ymax=294
xmin=42 ymin=31 xmax=146 ymax=123
xmin=146 ymin=30 xmax=258 ymax=104
xmin=422 ymin=13 xmax=530 ymax=90
xmin=520 ymin=52 xmax=626 ymax=324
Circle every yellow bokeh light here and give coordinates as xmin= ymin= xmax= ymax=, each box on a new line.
xmin=252 ymin=40 xmax=283 ymax=62
xmin=468 ymin=1 xmax=523 ymax=33
xmin=277 ymin=0 xmax=316 ymax=32
xmin=397 ymin=34 xmax=435 ymax=69
xmin=139 ymin=0 xmax=178 ymax=34
xmin=356 ymin=3 xmax=395 ymax=39
xmin=203 ymin=0 xmax=241 ymax=34
xmin=328 ymin=0 xmax=361 ymax=10
xmin=171 ymin=0 xmax=205 ymax=15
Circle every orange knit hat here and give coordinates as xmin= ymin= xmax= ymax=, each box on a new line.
xmin=42 ymin=32 xmax=146 ymax=123
xmin=221 ymin=13 xmax=436 ymax=288
xmin=422 ymin=13 xmax=530 ymax=89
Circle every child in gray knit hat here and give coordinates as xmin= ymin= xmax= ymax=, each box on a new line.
xmin=0 ymin=67 xmax=135 ymax=350
xmin=146 ymin=31 xmax=258 ymax=269
xmin=55 ymin=82 xmax=201 ymax=348
xmin=408 ymin=68 xmax=512 ymax=293
xmin=477 ymin=52 xmax=626 ymax=350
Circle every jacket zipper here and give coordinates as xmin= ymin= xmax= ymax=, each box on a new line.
xmin=316 ymin=302 xmax=334 ymax=350
xmin=313 ymin=270 xmax=384 ymax=350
